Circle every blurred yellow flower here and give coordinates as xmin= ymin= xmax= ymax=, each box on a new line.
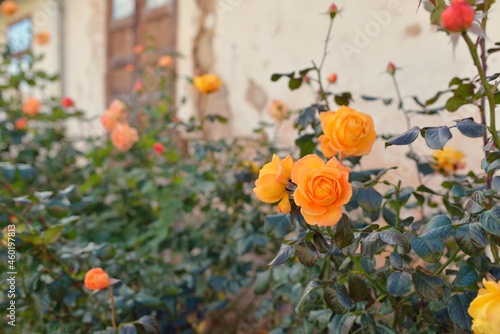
xmin=193 ymin=74 xmax=222 ymax=94
xmin=468 ymin=279 xmax=500 ymax=334
xmin=432 ymin=146 xmax=465 ymax=174
xmin=253 ymin=154 xmax=294 ymax=214
xmin=243 ymin=160 xmax=259 ymax=174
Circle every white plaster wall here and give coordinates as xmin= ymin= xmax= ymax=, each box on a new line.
xmin=176 ymin=0 xmax=500 ymax=181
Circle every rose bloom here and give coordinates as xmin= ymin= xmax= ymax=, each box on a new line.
xmin=134 ymin=44 xmax=145 ymax=54
xmin=134 ymin=81 xmax=144 ymax=92
xmin=108 ymin=99 xmax=126 ymax=115
xmin=432 ymin=146 xmax=465 ymax=174
xmin=15 ymin=118 xmax=28 ymax=130
xmin=291 ymin=154 xmax=352 ymax=227
xmin=22 ymin=98 xmax=41 ymax=117
xmin=35 ymin=31 xmax=51 ymax=45
xmin=84 ymin=268 xmax=110 ymax=291
xmin=125 ymin=63 xmax=135 ymax=72
xmin=153 ymin=142 xmax=165 ymax=154
xmin=253 ymin=154 xmax=294 ymax=214
xmin=387 ymin=62 xmax=396 ymax=75
xmin=268 ymin=99 xmax=289 ymax=122
xmin=468 ymin=279 xmax=500 ymax=334
xmin=1 ymin=0 xmax=18 ymax=16
xmin=318 ymin=106 xmax=377 ymax=158
xmin=111 ymin=123 xmax=139 ymax=151
xmin=441 ymin=0 xmax=475 ymax=33
xmin=61 ymin=96 xmax=74 ymax=108
xmin=193 ymin=73 xmax=222 ymax=94
xmin=328 ymin=73 xmax=338 ymax=84
xmin=158 ymin=55 xmax=174 ymax=68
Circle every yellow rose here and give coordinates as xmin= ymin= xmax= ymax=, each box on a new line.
xmin=268 ymin=99 xmax=289 ymax=122
xmin=468 ymin=279 xmax=500 ymax=334
xmin=432 ymin=146 xmax=465 ymax=174
xmin=253 ymin=154 xmax=294 ymax=214
xmin=318 ymin=106 xmax=376 ymax=158
xmin=291 ymin=154 xmax=352 ymax=227
xmin=193 ymin=74 xmax=222 ymax=94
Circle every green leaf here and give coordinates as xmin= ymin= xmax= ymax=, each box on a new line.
xmin=423 ymin=126 xmax=452 ymax=150
xmin=465 ymin=191 xmax=486 ymax=214
xmin=456 ymin=118 xmax=486 ymax=138
xmin=329 ymin=214 xmax=355 ymax=249
xmin=295 ymin=280 xmax=321 ymax=312
xmin=453 ymin=265 xmax=478 ymax=288
xmin=312 ymin=233 xmax=330 ymax=254
xmin=289 ymin=77 xmax=303 ymax=90
xmin=390 ymin=253 xmax=404 ymax=270
xmin=295 ymin=134 xmax=317 ymax=157
xmin=296 ymin=241 xmax=319 ymax=267
xmin=43 ymin=225 xmax=64 ymax=244
xmin=361 ymin=232 xmax=380 ymax=259
xmin=480 ymin=207 xmax=500 ymax=236
xmin=379 ymin=228 xmax=410 ymax=253
xmin=445 ymin=96 xmax=469 ymax=111
xmin=455 ymin=222 xmax=487 ymax=256
xmin=412 ymin=270 xmax=445 ymax=300
xmin=268 ymin=244 xmax=294 ymax=267
xmin=264 ymin=214 xmax=293 ymax=238
xmin=387 ymin=271 xmax=411 ymax=297
xmin=357 ymin=187 xmax=383 ymax=213
xmin=411 ymin=237 xmax=444 ymax=263
xmin=447 ymin=294 xmax=472 ymax=331
xmin=348 ymin=275 xmax=369 ymax=302
xmin=324 ymin=284 xmax=352 ymax=314
xmin=420 ymin=215 xmax=453 ymax=240
xmin=328 ymin=313 xmax=356 ymax=334
xmin=386 ymin=126 xmax=420 ymax=147
xmin=334 ymin=92 xmax=352 ymax=107
xmin=253 ymin=270 xmax=272 ymax=295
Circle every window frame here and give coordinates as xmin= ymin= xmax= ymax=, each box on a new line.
xmin=6 ymin=16 xmax=33 ymax=58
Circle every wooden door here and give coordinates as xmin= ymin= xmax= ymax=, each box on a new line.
xmin=106 ymin=0 xmax=177 ymax=104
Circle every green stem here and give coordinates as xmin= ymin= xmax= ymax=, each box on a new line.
xmin=463 ymin=33 xmax=500 ymax=150
xmin=109 ymin=285 xmax=118 ymax=332
xmin=434 ymin=247 xmax=460 ymax=275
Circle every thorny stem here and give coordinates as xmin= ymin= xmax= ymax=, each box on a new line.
xmin=463 ymin=33 xmax=500 ymax=153
xmin=314 ymin=17 xmax=335 ymax=110
xmin=479 ymin=2 xmax=491 ymax=190
xmin=109 ymin=285 xmax=118 ymax=332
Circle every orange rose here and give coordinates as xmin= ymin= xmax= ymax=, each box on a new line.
xmin=158 ymin=55 xmax=174 ymax=68
xmin=22 ymin=98 xmax=41 ymax=117
xmin=15 ymin=118 xmax=28 ymax=130
xmin=35 ymin=31 xmax=50 ymax=45
xmin=134 ymin=44 xmax=145 ymax=54
xmin=291 ymin=155 xmax=352 ymax=227
xmin=468 ymin=279 xmax=500 ymax=334
xmin=253 ymin=154 xmax=294 ymax=214
xmin=193 ymin=74 xmax=222 ymax=94
xmin=84 ymin=268 xmax=110 ymax=291
xmin=1 ymin=1 xmax=18 ymax=16
xmin=111 ymin=123 xmax=139 ymax=151
xmin=318 ymin=106 xmax=376 ymax=158
xmin=108 ymin=99 xmax=126 ymax=115
xmin=268 ymin=100 xmax=289 ymax=122
xmin=101 ymin=100 xmax=127 ymax=132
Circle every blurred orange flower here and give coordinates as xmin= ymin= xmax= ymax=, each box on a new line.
xmin=291 ymin=155 xmax=351 ymax=227
xmin=22 ymin=98 xmax=41 ymax=117
xmin=84 ymin=268 xmax=110 ymax=291
xmin=125 ymin=64 xmax=135 ymax=72
xmin=153 ymin=142 xmax=165 ymax=154
xmin=318 ymin=106 xmax=376 ymax=158
xmin=134 ymin=81 xmax=144 ymax=92
xmin=268 ymin=100 xmax=289 ymax=122
xmin=253 ymin=154 xmax=294 ymax=214
xmin=111 ymin=123 xmax=139 ymax=151
xmin=328 ymin=73 xmax=338 ymax=84
xmin=101 ymin=100 xmax=127 ymax=132
xmin=1 ymin=1 xmax=18 ymax=16
xmin=134 ymin=44 xmax=145 ymax=54
xmin=193 ymin=74 xmax=222 ymax=94
xmin=15 ymin=118 xmax=28 ymax=130
xmin=35 ymin=31 xmax=51 ymax=45
xmin=158 ymin=55 xmax=174 ymax=68
xmin=441 ymin=0 xmax=475 ymax=33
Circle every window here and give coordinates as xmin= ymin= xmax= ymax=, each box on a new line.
xmin=146 ymin=0 xmax=172 ymax=9
xmin=7 ymin=18 xmax=32 ymax=55
xmin=112 ymin=0 xmax=135 ymax=20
